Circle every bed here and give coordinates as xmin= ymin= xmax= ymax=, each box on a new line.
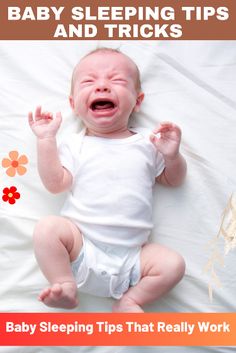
xmin=0 ymin=40 xmax=236 ymax=352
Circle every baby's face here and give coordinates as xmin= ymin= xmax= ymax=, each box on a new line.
xmin=70 ymin=51 xmax=144 ymax=134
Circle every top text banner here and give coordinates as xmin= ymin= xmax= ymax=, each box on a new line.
xmin=0 ymin=0 xmax=236 ymax=40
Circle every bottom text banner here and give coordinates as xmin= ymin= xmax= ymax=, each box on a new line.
xmin=0 ymin=313 xmax=235 ymax=346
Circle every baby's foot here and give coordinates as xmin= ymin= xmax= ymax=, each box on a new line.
xmin=38 ymin=282 xmax=78 ymax=309
xmin=112 ymin=297 xmax=144 ymax=313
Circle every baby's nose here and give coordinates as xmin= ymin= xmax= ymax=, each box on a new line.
xmin=95 ymin=80 xmax=111 ymax=93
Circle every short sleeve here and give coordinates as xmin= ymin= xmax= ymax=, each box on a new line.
xmin=130 ymin=126 xmax=165 ymax=177
xmin=155 ymin=151 xmax=165 ymax=177
xmin=58 ymin=139 xmax=75 ymax=176
xmin=58 ymin=129 xmax=86 ymax=176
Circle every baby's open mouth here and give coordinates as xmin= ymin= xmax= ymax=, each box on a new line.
xmin=90 ymin=99 xmax=116 ymax=111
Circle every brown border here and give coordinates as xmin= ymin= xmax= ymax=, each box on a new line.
xmin=0 ymin=0 xmax=236 ymax=40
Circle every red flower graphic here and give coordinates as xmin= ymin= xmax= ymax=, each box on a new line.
xmin=2 ymin=186 xmax=21 ymax=204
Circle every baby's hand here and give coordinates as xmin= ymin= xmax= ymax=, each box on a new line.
xmin=150 ymin=122 xmax=182 ymax=160
xmin=28 ymin=106 xmax=62 ymax=139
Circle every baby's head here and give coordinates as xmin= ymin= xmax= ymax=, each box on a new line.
xmin=69 ymin=48 xmax=144 ymax=135
xmin=70 ymin=48 xmax=142 ymax=95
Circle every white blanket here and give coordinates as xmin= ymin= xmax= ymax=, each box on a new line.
xmin=0 ymin=40 xmax=236 ymax=353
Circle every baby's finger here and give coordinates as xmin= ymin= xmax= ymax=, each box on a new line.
xmin=154 ymin=123 xmax=181 ymax=136
xmin=161 ymin=122 xmax=181 ymax=132
xmin=28 ymin=112 xmax=34 ymax=126
xmin=35 ymin=106 xmax=42 ymax=120
xmin=153 ymin=122 xmax=172 ymax=133
xmin=42 ymin=111 xmax=53 ymax=120
xmin=53 ymin=112 xmax=62 ymax=127
xmin=55 ymin=111 xmax=62 ymax=122
xmin=150 ymin=134 xmax=160 ymax=147
xmin=153 ymin=125 xmax=165 ymax=135
xmin=156 ymin=121 xmax=173 ymax=128
xmin=160 ymin=121 xmax=175 ymax=127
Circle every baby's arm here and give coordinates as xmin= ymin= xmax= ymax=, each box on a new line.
xmin=28 ymin=106 xmax=72 ymax=193
xmin=150 ymin=122 xmax=187 ymax=187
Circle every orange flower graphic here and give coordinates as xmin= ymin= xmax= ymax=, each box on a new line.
xmin=2 ymin=151 xmax=28 ymax=177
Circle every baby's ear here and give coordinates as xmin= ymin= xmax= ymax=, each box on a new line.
xmin=133 ymin=92 xmax=145 ymax=112
xmin=69 ymin=95 xmax=75 ymax=110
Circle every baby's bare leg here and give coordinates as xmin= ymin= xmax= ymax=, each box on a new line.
xmin=113 ymin=243 xmax=185 ymax=312
xmin=33 ymin=215 xmax=82 ymax=309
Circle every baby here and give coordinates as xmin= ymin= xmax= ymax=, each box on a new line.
xmin=28 ymin=48 xmax=187 ymax=312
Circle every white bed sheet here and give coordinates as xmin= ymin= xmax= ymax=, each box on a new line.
xmin=0 ymin=40 xmax=236 ymax=353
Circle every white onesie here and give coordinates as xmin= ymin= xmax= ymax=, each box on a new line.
xmin=59 ymin=127 xmax=165 ymax=298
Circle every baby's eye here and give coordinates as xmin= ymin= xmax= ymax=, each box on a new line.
xmin=112 ymin=78 xmax=127 ymax=84
xmin=80 ymin=79 xmax=94 ymax=84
